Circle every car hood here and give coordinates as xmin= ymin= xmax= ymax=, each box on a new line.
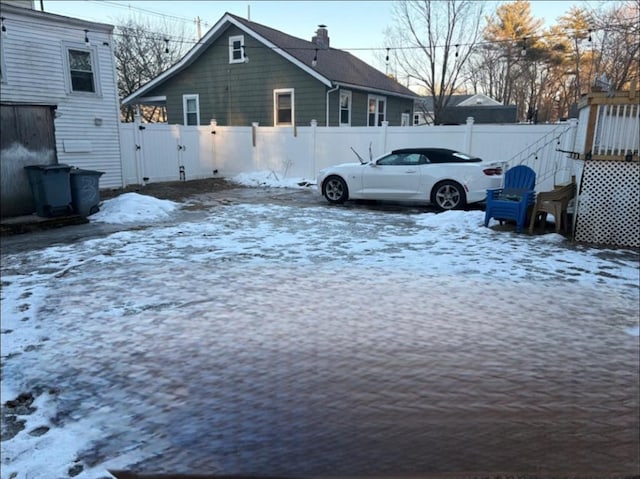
xmin=323 ymin=161 xmax=366 ymax=169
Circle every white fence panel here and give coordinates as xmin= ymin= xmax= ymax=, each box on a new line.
xmin=314 ymin=127 xmax=385 ymax=171
xmin=119 ymin=123 xmax=138 ymax=186
xmin=179 ymin=127 xmax=216 ymax=180
xmin=120 ymin=120 xmax=580 ymax=193
xmin=253 ymin=127 xmax=314 ymax=179
xmin=210 ymin=126 xmax=254 ymax=177
xmin=140 ymin=124 xmax=182 ymax=182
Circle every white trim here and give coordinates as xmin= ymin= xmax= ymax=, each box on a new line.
xmin=62 ymin=42 xmax=101 ymax=96
xmin=339 ymin=89 xmax=352 ymax=126
xmin=137 ymin=95 xmax=167 ymax=104
xmin=0 ymin=33 xmax=6 ymax=84
xmin=123 ymin=13 xmax=332 ymax=104
xmin=183 ymin=94 xmax=200 ymax=125
xmin=367 ymin=94 xmax=386 ymax=127
xmin=228 ymin=34 xmax=244 ymax=64
xmin=273 ymin=88 xmax=294 ymax=127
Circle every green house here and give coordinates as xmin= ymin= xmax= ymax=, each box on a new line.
xmin=123 ymin=13 xmax=418 ymax=127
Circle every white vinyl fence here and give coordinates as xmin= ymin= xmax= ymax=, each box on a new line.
xmin=119 ymin=118 xmax=580 ymax=193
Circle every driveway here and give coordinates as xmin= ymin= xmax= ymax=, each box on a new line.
xmin=1 ymin=183 xmax=638 ymax=479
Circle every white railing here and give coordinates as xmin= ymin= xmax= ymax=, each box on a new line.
xmin=592 ymin=103 xmax=640 ymax=157
xmin=119 ymin=118 xmax=580 ymax=193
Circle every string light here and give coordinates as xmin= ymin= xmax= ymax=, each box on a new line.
xmin=520 ymin=37 xmax=527 ymax=56
xmin=84 ymin=29 xmax=90 ymax=45
xmin=164 ymin=38 xmax=169 ymax=53
xmin=455 ymin=44 xmax=459 ymax=57
xmin=588 ymin=29 xmax=592 ymax=42
xmin=385 ymin=47 xmax=390 ymax=62
xmin=312 ymin=48 xmax=318 ymax=67
xmin=0 ymin=14 xmax=628 ymax=56
xmin=1 ymin=17 xmax=6 ymax=35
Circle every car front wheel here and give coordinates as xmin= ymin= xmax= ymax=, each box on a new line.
xmin=431 ymin=181 xmax=466 ymax=211
xmin=322 ymin=175 xmax=348 ymax=204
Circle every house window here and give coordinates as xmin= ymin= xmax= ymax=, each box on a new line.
xmin=229 ymin=35 xmax=244 ymax=64
xmin=339 ymin=90 xmax=352 ymax=126
xmin=183 ymin=94 xmax=200 ymax=125
xmin=413 ymin=113 xmax=421 ymax=125
xmin=368 ymin=95 xmax=386 ymax=126
xmin=68 ymin=48 xmax=95 ymax=93
xmin=274 ymin=88 xmax=294 ymax=126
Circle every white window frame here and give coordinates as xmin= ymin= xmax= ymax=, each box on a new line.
xmin=183 ymin=94 xmax=200 ymax=126
xmin=0 ymin=35 xmax=6 ymax=83
xmin=339 ymin=90 xmax=352 ymax=126
xmin=367 ymin=94 xmax=386 ymax=126
xmin=273 ymin=88 xmax=295 ymax=127
xmin=229 ymin=35 xmax=244 ymax=64
xmin=62 ymin=43 xmax=100 ymax=95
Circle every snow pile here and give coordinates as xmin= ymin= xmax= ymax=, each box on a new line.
xmin=91 ymin=192 xmax=181 ymax=224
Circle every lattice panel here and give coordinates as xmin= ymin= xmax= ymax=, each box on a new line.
xmin=575 ymin=161 xmax=640 ymax=248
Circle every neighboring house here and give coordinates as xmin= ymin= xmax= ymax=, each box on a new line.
xmin=123 ymin=13 xmax=418 ymax=127
xmin=0 ymin=0 xmax=122 ymax=217
xmin=414 ymin=94 xmax=517 ymax=125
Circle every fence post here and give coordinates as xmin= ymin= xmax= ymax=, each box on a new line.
xmin=252 ymin=122 xmax=259 ymax=147
xmin=464 ymin=116 xmax=475 ymax=153
xmin=210 ymin=119 xmax=218 ymax=175
xmin=310 ymin=119 xmax=317 ymax=180
xmin=133 ymin=111 xmax=144 ymax=185
xmin=381 ymin=120 xmax=389 ymax=153
xmin=560 ymin=118 xmax=579 ymax=185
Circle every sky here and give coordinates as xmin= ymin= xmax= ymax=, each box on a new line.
xmin=1 ymin=172 xmax=639 ymax=477
xmin=39 ymin=0 xmax=603 ymax=68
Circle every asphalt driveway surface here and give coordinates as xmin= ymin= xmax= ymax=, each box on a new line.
xmin=1 ymin=183 xmax=638 ymax=478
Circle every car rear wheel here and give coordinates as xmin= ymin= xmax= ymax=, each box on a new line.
xmin=322 ymin=176 xmax=349 ymax=204
xmin=431 ymin=180 xmax=466 ymax=211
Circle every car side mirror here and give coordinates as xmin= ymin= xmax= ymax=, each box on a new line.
xmin=369 ymin=161 xmax=377 ymax=167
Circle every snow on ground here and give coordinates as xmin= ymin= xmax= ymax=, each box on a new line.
xmin=1 ymin=172 xmax=639 ymax=478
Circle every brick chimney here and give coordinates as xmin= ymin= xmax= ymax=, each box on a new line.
xmin=312 ymin=25 xmax=330 ymax=49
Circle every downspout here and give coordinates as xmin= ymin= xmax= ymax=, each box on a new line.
xmin=326 ymin=84 xmax=340 ymax=127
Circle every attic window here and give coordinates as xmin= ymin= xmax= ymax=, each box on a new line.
xmin=229 ymin=35 xmax=244 ymax=64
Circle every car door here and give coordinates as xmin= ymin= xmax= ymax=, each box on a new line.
xmin=360 ymin=153 xmax=422 ymax=200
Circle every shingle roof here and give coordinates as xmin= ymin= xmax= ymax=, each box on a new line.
xmin=228 ymin=13 xmax=417 ymax=98
xmin=124 ymin=12 xmax=418 ymax=105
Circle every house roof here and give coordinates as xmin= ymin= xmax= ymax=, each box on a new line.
xmin=0 ymin=2 xmax=113 ymax=32
xmin=123 ymin=12 xmax=417 ymax=105
xmin=417 ymin=94 xmax=503 ymax=110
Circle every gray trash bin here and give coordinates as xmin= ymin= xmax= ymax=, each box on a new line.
xmin=70 ymin=169 xmax=104 ymax=216
xmin=24 ymin=164 xmax=73 ymax=217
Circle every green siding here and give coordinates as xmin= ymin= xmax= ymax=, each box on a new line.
xmin=143 ymin=25 xmax=415 ymax=127
xmin=145 ymin=26 xmax=327 ymax=126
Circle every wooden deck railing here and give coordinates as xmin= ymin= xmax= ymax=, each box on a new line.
xmin=579 ymin=88 xmax=640 ymax=161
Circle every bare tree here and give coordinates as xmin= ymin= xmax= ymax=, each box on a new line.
xmin=114 ymin=16 xmax=188 ymax=122
xmin=591 ymin=0 xmax=640 ymax=91
xmin=386 ymin=0 xmax=485 ymax=124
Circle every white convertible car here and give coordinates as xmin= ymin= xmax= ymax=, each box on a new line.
xmin=317 ymin=147 xmax=505 ymax=210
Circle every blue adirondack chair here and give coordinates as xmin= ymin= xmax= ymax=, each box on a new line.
xmin=484 ymin=165 xmax=536 ymax=233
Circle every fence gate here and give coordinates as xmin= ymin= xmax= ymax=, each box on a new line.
xmin=133 ymin=124 xmax=209 ymax=184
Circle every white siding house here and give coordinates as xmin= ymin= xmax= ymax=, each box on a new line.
xmin=0 ymin=1 xmax=123 ymax=189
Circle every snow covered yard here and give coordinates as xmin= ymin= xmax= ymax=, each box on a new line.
xmin=1 ymin=175 xmax=639 ymax=478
